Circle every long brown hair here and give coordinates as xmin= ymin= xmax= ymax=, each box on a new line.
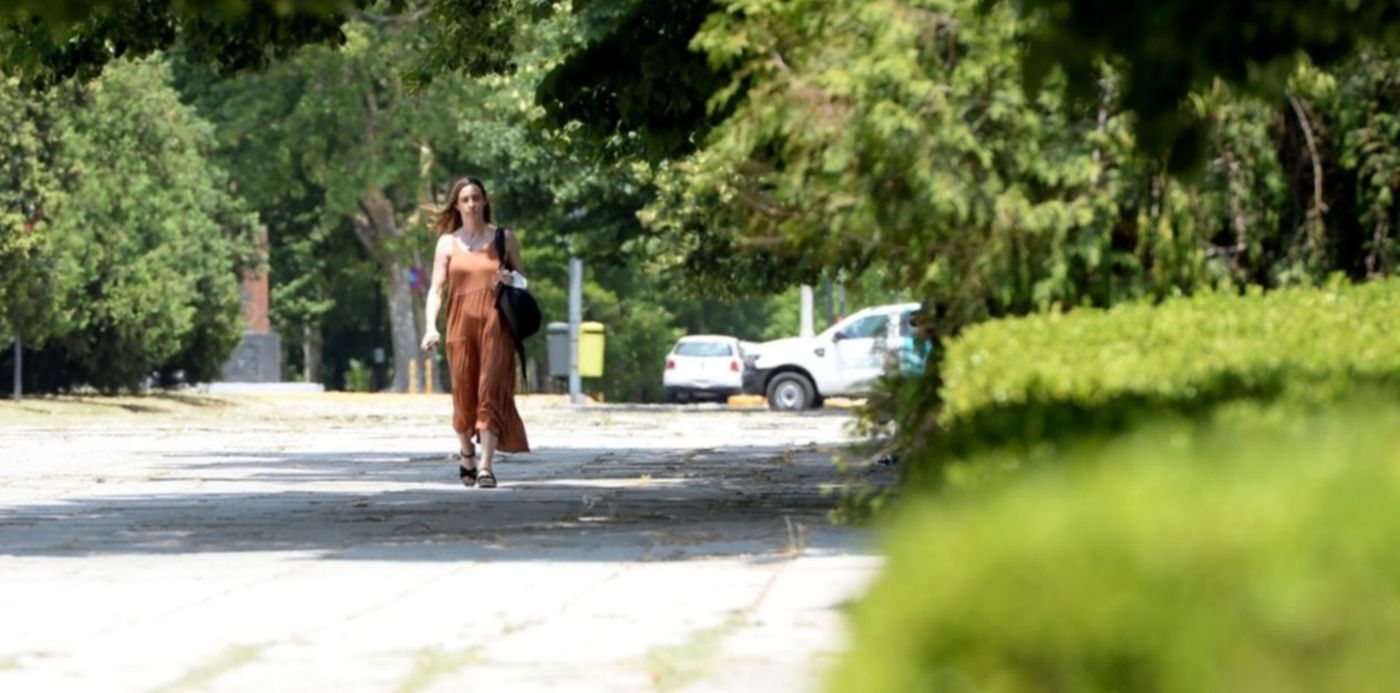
xmin=432 ymin=176 xmax=494 ymax=235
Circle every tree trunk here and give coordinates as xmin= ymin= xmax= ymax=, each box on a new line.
xmin=302 ymin=323 xmax=322 ymax=383
xmin=12 ymin=336 xmax=21 ymax=402
xmin=384 ymin=262 xmax=419 ymax=392
xmin=338 ymin=130 xmax=442 ymax=393
xmin=1287 ymin=93 xmax=1328 ymax=261
xmin=352 ymin=187 xmax=422 ymax=393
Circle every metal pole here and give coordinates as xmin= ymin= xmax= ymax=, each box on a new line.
xmin=568 ymin=256 xmax=583 ymax=404
xmin=799 ymin=285 xmax=815 ymax=337
xmin=822 ymin=277 xmax=834 ymax=330
xmin=11 ymin=336 xmax=20 ymax=402
xmin=837 ymin=278 xmax=847 ymax=318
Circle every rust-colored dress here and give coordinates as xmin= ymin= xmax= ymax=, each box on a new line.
xmin=445 ymin=233 xmax=530 ymax=452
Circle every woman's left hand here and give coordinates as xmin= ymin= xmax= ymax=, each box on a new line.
xmin=497 ymin=269 xmax=513 ymax=285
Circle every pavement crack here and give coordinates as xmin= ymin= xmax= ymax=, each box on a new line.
xmin=151 ymin=643 xmax=263 ymax=693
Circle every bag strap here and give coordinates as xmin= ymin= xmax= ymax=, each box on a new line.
xmin=493 ymin=225 xmax=529 ymax=386
xmin=494 ymin=227 xmax=512 ymax=272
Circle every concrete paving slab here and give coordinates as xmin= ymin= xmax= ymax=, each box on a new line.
xmin=0 ymin=394 xmax=892 ymax=692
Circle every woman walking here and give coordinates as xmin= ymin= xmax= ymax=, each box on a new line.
xmin=421 ymin=177 xmax=530 ymax=488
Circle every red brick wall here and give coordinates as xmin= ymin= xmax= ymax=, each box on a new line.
xmin=241 ymin=271 xmax=270 ymax=333
xmin=240 ymin=229 xmax=271 ymax=334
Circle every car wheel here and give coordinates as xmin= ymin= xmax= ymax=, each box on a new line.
xmin=767 ymin=373 xmax=815 ymax=411
xmin=663 ymin=387 xmax=678 ymax=404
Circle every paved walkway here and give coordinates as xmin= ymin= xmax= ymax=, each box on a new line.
xmin=0 ymin=394 xmax=885 ymax=692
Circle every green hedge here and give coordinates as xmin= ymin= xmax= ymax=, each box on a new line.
xmin=916 ymin=279 xmax=1400 ymax=482
xmin=833 ymin=398 xmax=1400 ymax=693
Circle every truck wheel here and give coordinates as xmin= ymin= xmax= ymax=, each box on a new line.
xmin=767 ymin=373 xmax=815 ymax=411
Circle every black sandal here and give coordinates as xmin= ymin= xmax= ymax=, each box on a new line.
xmin=457 ymin=445 xmax=478 ymax=488
xmin=458 ymin=463 xmax=478 ymax=487
xmin=476 ymin=468 xmax=497 ymax=489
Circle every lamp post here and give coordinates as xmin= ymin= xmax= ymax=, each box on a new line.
xmin=11 ymin=336 xmax=19 ymax=402
xmin=566 ymin=207 xmax=587 ymax=405
xmin=800 ymin=285 xmax=815 ymax=338
xmin=568 ymin=256 xmax=583 ymax=404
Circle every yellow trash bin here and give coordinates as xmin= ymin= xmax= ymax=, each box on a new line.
xmin=579 ymin=321 xmax=605 ymax=377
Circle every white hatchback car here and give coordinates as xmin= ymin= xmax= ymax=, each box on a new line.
xmin=663 ymin=335 xmax=749 ymax=403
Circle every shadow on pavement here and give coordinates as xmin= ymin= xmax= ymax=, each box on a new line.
xmin=0 ymin=443 xmax=887 ymax=563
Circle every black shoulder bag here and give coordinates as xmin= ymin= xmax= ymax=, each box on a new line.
xmin=495 ymin=227 xmax=543 ymax=383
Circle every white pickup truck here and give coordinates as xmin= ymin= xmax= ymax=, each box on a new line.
xmin=743 ymin=302 xmax=921 ymax=410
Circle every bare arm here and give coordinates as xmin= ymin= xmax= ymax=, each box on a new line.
xmin=421 ymin=234 xmax=453 ymax=351
xmin=506 ymin=228 xmax=525 ymax=274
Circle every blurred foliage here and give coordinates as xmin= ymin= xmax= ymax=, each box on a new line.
xmin=533 ymin=0 xmax=730 ymax=161
xmin=9 ymin=0 xmax=1396 ymax=405
xmin=46 ymin=57 xmax=258 ymax=391
xmin=0 ymin=57 xmax=257 ymax=393
xmin=904 ymin=278 xmax=1400 ymax=486
xmin=1015 ymin=0 xmax=1400 ymax=170
xmin=0 ymin=0 xmax=353 ymax=89
xmin=343 ymin=356 xmax=372 ymax=391
xmin=833 ymin=395 xmax=1400 ymax=693
xmin=0 ymin=74 xmax=65 ymax=347
xmin=1312 ymin=48 xmax=1400 ymax=278
xmin=408 ymin=0 xmax=553 ymax=84
xmin=4 ymin=0 xmax=1398 ymax=174
xmin=177 ymin=11 xmax=471 ymax=390
xmin=156 ymin=1 xmax=805 ymax=398
xmin=643 ymin=0 xmax=1400 ymax=444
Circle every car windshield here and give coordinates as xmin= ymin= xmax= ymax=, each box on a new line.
xmin=838 ymin=314 xmax=888 ymax=339
xmin=675 ymin=341 xmax=734 ymax=357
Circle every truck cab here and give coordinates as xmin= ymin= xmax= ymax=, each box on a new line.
xmin=744 ymin=302 xmax=922 ymax=410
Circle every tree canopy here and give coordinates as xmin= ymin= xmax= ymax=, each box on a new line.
xmin=0 ymin=0 xmax=351 ymax=88
xmin=1016 ymin=0 xmax=1400 ymax=168
xmin=1 ymin=57 xmax=259 ymax=392
xmin=3 ymin=0 xmax=1398 ymax=410
xmin=6 ymin=0 xmax=1397 ymax=167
